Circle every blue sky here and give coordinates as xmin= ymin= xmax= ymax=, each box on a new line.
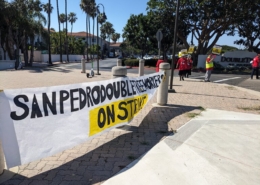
xmin=39 ymin=0 xmax=241 ymax=47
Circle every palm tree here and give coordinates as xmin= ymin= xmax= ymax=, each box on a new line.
xmin=100 ymin=21 xmax=115 ymax=56
xmin=59 ymin=13 xmax=66 ymax=30
xmin=56 ymin=0 xmax=62 ymax=62
xmin=42 ymin=1 xmax=53 ymax=65
xmin=111 ymin=33 xmax=120 ymax=43
xmin=28 ymin=20 xmax=46 ymax=66
xmin=100 ymin=29 xmax=107 ymax=57
xmin=68 ymin=12 xmax=77 ymax=35
xmin=26 ymin=0 xmax=47 ymax=66
xmin=80 ymin=0 xmax=96 ymax=60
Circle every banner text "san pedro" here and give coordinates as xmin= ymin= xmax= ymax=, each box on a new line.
xmin=10 ymin=74 xmax=162 ymax=121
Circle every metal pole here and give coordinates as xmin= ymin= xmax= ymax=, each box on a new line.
xmin=96 ymin=11 xmax=100 ymax=75
xmin=96 ymin=4 xmax=105 ymax=75
xmin=169 ymin=0 xmax=180 ymax=90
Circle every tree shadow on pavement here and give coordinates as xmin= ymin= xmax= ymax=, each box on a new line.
xmin=2 ymin=104 xmax=201 ymax=185
xmin=20 ymin=65 xmax=74 ymax=74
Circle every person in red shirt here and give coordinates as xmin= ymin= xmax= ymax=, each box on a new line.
xmin=156 ymin=57 xmax=165 ymax=72
xmin=186 ymin=55 xmax=193 ymax=78
xmin=176 ymin=55 xmax=187 ymax=81
xmin=251 ymin=53 xmax=260 ymax=79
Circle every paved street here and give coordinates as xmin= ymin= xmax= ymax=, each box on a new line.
xmin=0 ymin=60 xmax=260 ymax=185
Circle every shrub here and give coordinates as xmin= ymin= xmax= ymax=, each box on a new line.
xmin=123 ymin=58 xmax=172 ymax=67
xmin=123 ymin=59 xmax=139 ymax=67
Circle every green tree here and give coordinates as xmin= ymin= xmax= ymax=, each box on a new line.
xmin=68 ymin=12 xmax=77 ymax=35
xmin=1 ymin=0 xmax=46 ymax=66
xmin=147 ymin=0 xmax=259 ymax=64
xmin=80 ymin=0 xmax=96 ymax=60
xmin=111 ymin=33 xmax=120 ymax=43
xmin=42 ymin=1 xmax=53 ymax=65
xmin=100 ymin=21 xmax=114 ymax=56
xmin=59 ymin=13 xmax=66 ymax=30
xmin=122 ymin=14 xmax=152 ymax=58
xmin=231 ymin=1 xmax=260 ymax=52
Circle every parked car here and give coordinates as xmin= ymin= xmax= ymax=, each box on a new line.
xmin=226 ymin=63 xmax=237 ymax=71
xmin=143 ymin=55 xmax=153 ymax=60
xmin=235 ymin=64 xmax=246 ymax=71
xmin=213 ymin=62 xmax=225 ymax=71
xmin=243 ymin=63 xmax=252 ymax=70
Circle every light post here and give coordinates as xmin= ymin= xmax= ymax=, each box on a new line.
xmin=96 ymin=4 xmax=106 ymax=75
xmin=169 ymin=0 xmax=180 ymax=91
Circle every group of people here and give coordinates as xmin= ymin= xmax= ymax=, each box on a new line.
xmin=204 ymin=52 xmax=260 ymax=81
xmin=159 ymin=51 xmax=259 ymax=82
xmin=176 ymin=53 xmax=215 ymax=82
xmin=176 ymin=54 xmax=193 ymax=81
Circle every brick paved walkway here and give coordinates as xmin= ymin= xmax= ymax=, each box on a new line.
xmin=0 ymin=63 xmax=260 ymax=185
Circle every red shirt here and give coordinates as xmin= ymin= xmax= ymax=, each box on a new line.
xmin=186 ymin=59 xmax=193 ymax=70
xmin=177 ymin=57 xmax=187 ymax=71
xmin=156 ymin=60 xmax=164 ymax=72
xmin=252 ymin=56 xmax=260 ymax=68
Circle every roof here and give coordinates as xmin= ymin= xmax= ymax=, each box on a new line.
xmin=110 ymin=42 xmax=122 ymax=47
xmin=68 ymin=31 xmax=95 ymax=37
xmin=43 ymin=28 xmax=55 ymax=33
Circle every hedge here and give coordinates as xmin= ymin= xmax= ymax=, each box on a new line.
xmin=122 ymin=59 xmax=172 ymax=67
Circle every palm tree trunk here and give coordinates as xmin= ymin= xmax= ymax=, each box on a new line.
xmin=88 ymin=16 xmax=91 ymax=59
xmin=48 ymin=0 xmax=52 ymax=65
xmin=92 ymin=17 xmax=95 ymax=60
xmin=29 ymin=35 xmax=35 ymax=66
xmin=14 ymin=30 xmax=20 ymax=70
xmin=71 ymin=23 xmax=73 ymax=35
xmin=86 ymin=14 xmax=89 ymax=61
xmin=7 ymin=26 xmax=15 ymax=60
xmin=65 ymin=0 xmax=69 ymax=62
xmin=22 ymin=34 xmax=29 ymax=66
xmin=56 ymin=0 xmax=62 ymax=63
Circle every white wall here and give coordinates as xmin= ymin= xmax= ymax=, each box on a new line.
xmin=28 ymin=51 xmax=42 ymax=62
xmin=197 ymin=51 xmax=257 ymax=68
xmin=0 ymin=60 xmax=15 ymax=70
xmin=41 ymin=54 xmax=84 ymax=63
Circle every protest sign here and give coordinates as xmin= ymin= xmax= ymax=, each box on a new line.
xmin=0 ymin=72 xmax=163 ymax=168
xmin=212 ymin=45 xmax=222 ymax=55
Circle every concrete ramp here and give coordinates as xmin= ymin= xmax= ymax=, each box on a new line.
xmin=102 ymin=109 xmax=260 ymax=185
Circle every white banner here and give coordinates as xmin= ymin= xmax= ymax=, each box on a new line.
xmin=0 ymin=72 xmax=164 ymax=168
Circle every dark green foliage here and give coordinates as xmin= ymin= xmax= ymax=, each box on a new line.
xmin=123 ymin=59 xmax=172 ymax=67
xmin=123 ymin=59 xmax=139 ymax=67
xmin=221 ymin=45 xmax=239 ymax=53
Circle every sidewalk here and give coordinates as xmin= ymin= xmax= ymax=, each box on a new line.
xmin=103 ymin=109 xmax=260 ymax=185
xmin=0 ymin=63 xmax=260 ymax=185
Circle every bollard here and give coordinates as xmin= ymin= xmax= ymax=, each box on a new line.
xmin=117 ymin=59 xmax=122 ymax=66
xmin=139 ymin=59 xmax=145 ymax=76
xmin=157 ymin=63 xmax=170 ymax=105
xmin=81 ymin=58 xmax=85 ymax=73
xmin=112 ymin=66 xmax=127 ymax=79
xmin=0 ymin=141 xmax=5 ymax=175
